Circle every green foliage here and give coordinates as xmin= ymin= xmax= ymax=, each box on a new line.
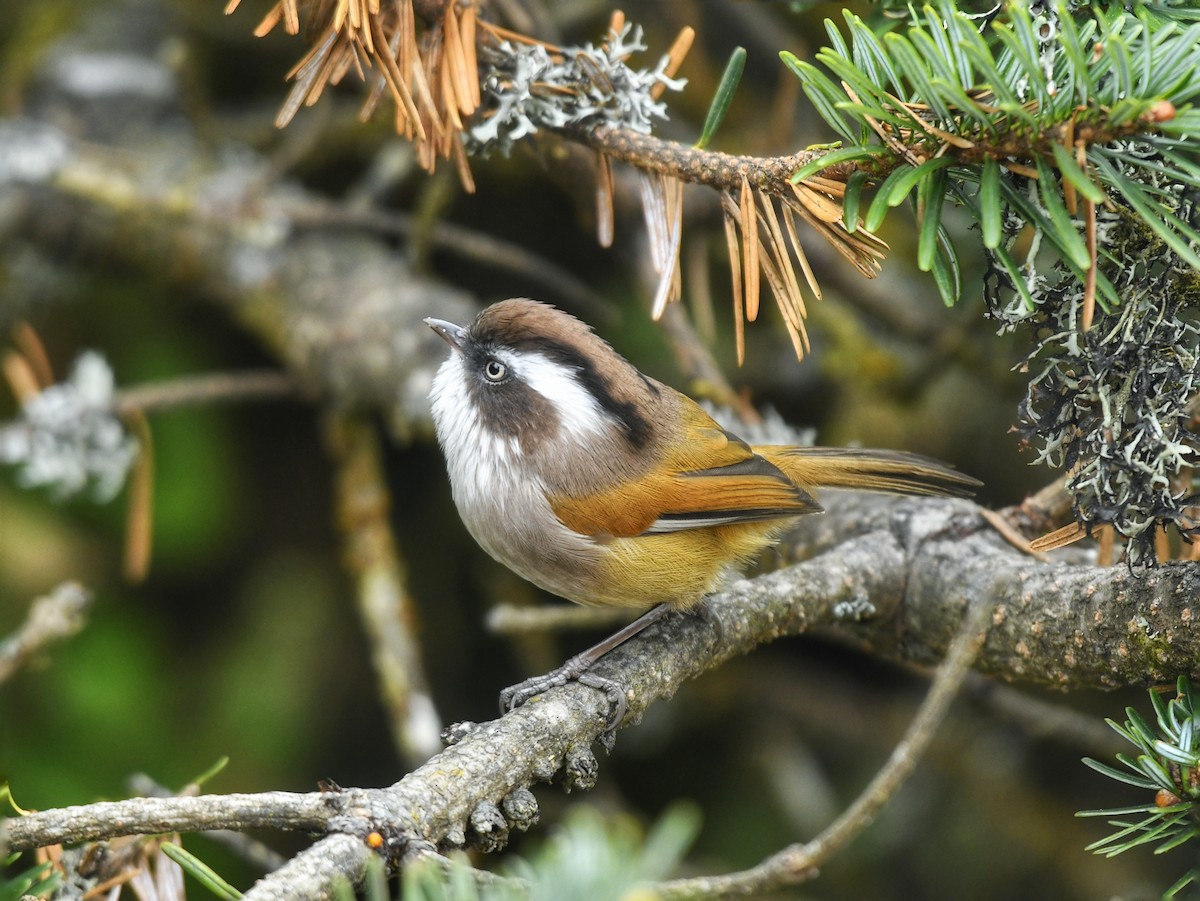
xmin=786 ymin=1 xmax=1200 ymax=302
xmin=400 ymin=803 xmax=700 ymax=901
xmin=783 ymin=1 xmax=1200 ymax=563
xmin=696 ymin=46 xmax=746 ymax=151
xmin=1 ymin=853 xmax=61 ymax=901
xmin=1080 ymin=677 xmax=1200 ymax=896
xmin=160 ymin=842 xmax=244 ymax=899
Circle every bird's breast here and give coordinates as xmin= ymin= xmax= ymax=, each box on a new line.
xmin=452 ymin=469 xmax=610 ymax=606
xmin=431 ymin=378 xmax=607 ymax=603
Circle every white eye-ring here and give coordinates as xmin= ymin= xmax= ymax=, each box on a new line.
xmin=483 ymin=359 xmax=508 ymax=383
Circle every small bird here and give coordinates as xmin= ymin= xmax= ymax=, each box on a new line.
xmin=426 ymin=298 xmax=978 ymax=726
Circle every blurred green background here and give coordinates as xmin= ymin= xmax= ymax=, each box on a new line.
xmin=0 ymin=0 xmax=1171 ymax=897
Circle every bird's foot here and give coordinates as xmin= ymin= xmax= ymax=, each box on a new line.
xmin=498 ymin=604 xmax=672 ymax=746
xmin=499 ymin=662 xmax=628 ymax=741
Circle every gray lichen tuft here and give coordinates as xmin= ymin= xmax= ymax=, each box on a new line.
xmin=0 ymin=352 xmax=138 ymax=502
xmin=988 ymin=143 xmax=1200 ymax=566
xmin=467 ymin=24 xmax=684 ymax=156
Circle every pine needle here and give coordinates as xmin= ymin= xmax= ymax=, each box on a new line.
xmin=781 ymin=204 xmax=821 ymax=302
xmin=1030 ymin=521 xmax=1088 ymax=552
xmin=721 ymin=194 xmax=746 ymax=366
xmin=650 ymin=177 xmax=684 ymax=320
xmin=650 ymin=26 xmax=695 ymax=100
xmin=596 ymin=151 xmax=615 ymax=248
xmin=739 ymin=174 xmax=760 ymax=321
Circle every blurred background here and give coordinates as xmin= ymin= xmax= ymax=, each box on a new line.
xmin=0 ymin=0 xmax=1170 ymax=897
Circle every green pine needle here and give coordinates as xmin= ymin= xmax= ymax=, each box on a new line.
xmin=696 ymin=47 xmax=746 ymax=150
xmin=160 ymin=843 xmax=243 ymax=900
xmin=1081 ymin=679 xmax=1200 ymax=895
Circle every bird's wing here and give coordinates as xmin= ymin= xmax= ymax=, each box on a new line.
xmin=759 ymin=446 xmax=981 ymax=497
xmin=550 ymin=400 xmax=821 ymax=538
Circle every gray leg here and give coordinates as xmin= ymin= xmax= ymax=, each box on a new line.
xmin=498 ymin=604 xmax=672 ymax=734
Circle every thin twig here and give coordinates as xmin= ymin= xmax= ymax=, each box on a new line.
xmin=653 ymin=596 xmax=993 ymax=898
xmin=126 ymin=775 xmax=289 ymax=874
xmin=113 ymin=371 xmax=300 ymax=416
xmin=486 ymin=603 xmax=629 ymax=636
xmin=3 ymin=791 xmax=333 ymax=847
xmin=327 ymin=412 xmax=443 ymax=767
xmin=978 ymin=507 xmax=1047 ymax=560
xmin=0 ymin=583 xmax=93 ymax=684
xmin=566 ymin=124 xmax=848 ymax=198
xmin=284 ymin=199 xmax=613 ymax=321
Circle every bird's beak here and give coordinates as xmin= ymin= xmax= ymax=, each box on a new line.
xmin=425 ymin=317 xmax=468 ymax=350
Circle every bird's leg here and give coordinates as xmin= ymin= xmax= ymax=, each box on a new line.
xmin=499 ymin=603 xmax=673 ymax=734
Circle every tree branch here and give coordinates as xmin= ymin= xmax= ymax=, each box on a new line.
xmin=781 ymin=492 xmax=1199 ymax=687
xmin=242 ymin=834 xmax=371 ymax=901
xmin=2 ymin=532 xmax=897 ymax=856
xmin=0 ymin=121 xmax=477 ymax=444
xmin=112 ymin=371 xmax=300 ymax=416
xmin=0 ymin=582 xmax=93 ymax=684
xmin=4 ymin=497 xmax=1196 ymax=894
xmin=126 ymin=774 xmax=290 ymax=874
xmin=2 ymin=792 xmax=331 ymax=848
xmin=561 ymin=124 xmax=851 ymax=196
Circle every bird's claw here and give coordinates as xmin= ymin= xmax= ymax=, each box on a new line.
xmin=499 ymin=667 xmax=627 ymax=742
xmin=498 ymin=669 xmax=570 ymax=714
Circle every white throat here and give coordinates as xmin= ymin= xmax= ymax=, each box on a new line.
xmin=428 ymin=348 xmax=607 ymax=600
xmin=429 ymin=352 xmax=521 ymax=502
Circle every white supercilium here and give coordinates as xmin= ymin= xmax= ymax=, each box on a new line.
xmin=489 ymin=349 xmax=610 ymax=446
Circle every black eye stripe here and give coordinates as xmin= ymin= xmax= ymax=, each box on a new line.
xmin=482 ymin=337 xmax=651 ymax=449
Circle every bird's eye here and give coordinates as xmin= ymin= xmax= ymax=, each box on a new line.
xmin=483 ymin=359 xmax=508 ymax=383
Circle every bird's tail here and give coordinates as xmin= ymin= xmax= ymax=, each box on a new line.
xmin=756 ymin=446 xmax=981 ymax=498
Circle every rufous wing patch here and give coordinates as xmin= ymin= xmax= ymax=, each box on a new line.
xmin=550 ymin=401 xmax=820 ymax=538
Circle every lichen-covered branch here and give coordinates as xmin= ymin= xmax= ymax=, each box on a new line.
xmin=1 ymin=532 xmax=897 ymax=861
xmin=781 ymin=492 xmax=1200 ymax=687
xmin=560 ymin=123 xmax=849 ymax=197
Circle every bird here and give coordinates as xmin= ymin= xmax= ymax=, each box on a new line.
xmin=425 ymin=298 xmax=979 ymax=729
